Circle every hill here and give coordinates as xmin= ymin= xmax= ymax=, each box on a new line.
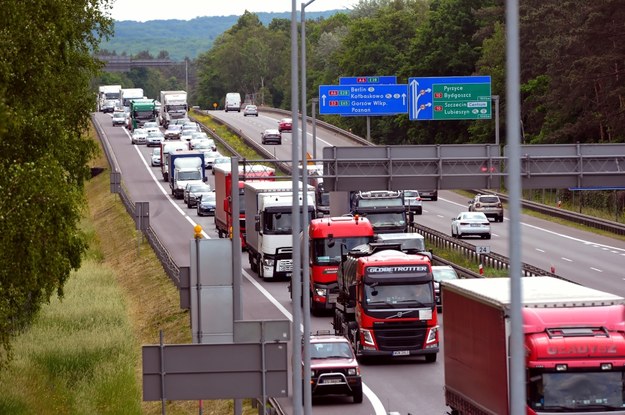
xmin=100 ymin=10 xmax=344 ymax=61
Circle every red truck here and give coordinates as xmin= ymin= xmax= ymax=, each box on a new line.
xmin=306 ymin=216 xmax=375 ymax=314
xmin=213 ymin=163 xmax=274 ymax=247
xmin=442 ymin=277 xmax=625 ymax=415
xmin=333 ymin=243 xmax=439 ymax=362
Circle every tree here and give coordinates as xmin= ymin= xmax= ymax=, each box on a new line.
xmin=0 ymin=0 xmax=113 ymax=368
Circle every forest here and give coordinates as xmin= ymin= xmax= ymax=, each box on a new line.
xmin=99 ymin=0 xmax=625 ymax=146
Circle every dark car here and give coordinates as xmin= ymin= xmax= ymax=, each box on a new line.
xmin=196 ymin=192 xmax=217 ymax=216
xmin=307 ymin=331 xmax=362 ymax=403
xmin=419 ymin=190 xmax=438 ymax=201
xmin=261 ymin=129 xmax=282 ymax=145
xmin=184 ymin=183 xmax=212 ymax=208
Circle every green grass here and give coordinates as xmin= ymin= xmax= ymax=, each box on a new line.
xmin=0 ymin=257 xmax=142 ymax=415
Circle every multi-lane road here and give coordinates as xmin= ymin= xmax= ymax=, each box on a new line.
xmin=93 ymin=110 xmax=625 ymax=415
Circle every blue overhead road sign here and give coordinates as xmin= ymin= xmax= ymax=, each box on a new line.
xmin=339 ymin=76 xmax=397 ymax=85
xmin=408 ymin=76 xmax=492 ymax=121
xmin=319 ymin=84 xmax=408 ymax=116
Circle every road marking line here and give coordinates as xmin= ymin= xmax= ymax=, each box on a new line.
xmin=590 ymin=267 xmax=603 ymax=273
xmin=535 ymin=248 xmax=545 ymax=253
xmin=561 ymin=257 xmax=572 ymax=262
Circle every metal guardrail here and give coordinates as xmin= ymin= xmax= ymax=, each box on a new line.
xmin=478 ymin=190 xmax=625 ymax=237
xmin=257 ymin=106 xmax=373 ymax=147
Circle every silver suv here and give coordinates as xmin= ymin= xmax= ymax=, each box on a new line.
xmin=468 ymin=194 xmax=504 ymax=222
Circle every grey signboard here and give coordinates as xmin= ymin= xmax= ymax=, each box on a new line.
xmin=321 ymin=144 xmax=625 ymax=191
xmin=142 ymin=342 xmax=288 ymax=401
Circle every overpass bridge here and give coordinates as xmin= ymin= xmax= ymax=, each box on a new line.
xmin=96 ymin=55 xmax=181 ymax=72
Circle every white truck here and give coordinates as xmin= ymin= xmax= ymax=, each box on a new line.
xmin=97 ymin=85 xmax=121 ymax=112
xmin=159 ymin=90 xmax=188 ymax=128
xmin=168 ymin=151 xmax=206 ymax=199
xmin=244 ymin=181 xmax=316 ymax=280
xmin=160 ymin=141 xmax=189 ymax=182
xmin=120 ymin=88 xmax=144 ymax=109
xmin=224 ymin=92 xmax=241 ymax=112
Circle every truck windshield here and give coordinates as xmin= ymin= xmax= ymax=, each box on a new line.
xmin=264 ymin=210 xmax=315 ymax=234
xmin=364 ymin=282 xmax=433 ymax=307
xmin=528 ymin=370 xmax=625 ymax=410
xmin=361 ymin=212 xmax=406 ymax=229
xmin=178 ymin=171 xmax=201 ymax=181
xmin=134 ymin=111 xmax=154 ymax=119
xmin=313 ymin=236 xmax=372 ymax=265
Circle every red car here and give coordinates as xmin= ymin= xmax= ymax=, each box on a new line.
xmin=278 ymin=118 xmax=292 ymax=133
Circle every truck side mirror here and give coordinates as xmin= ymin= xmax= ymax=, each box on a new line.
xmin=255 ymin=214 xmax=260 ymax=232
xmin=408 ymin=211 xmax=414 ymax=225
xmin=348 ymin=284 xmax=356 ymax=300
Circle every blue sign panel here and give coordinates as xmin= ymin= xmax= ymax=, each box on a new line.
xmin=408 ymin=76 xmax=492 ymax=120
xmin=339 ymin=76 xmax=397 ymax=85
xmin=319 ymin=84 xmax=408 ymax=116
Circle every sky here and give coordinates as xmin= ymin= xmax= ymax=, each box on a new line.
xmin=107 ymin=0 xmax=361 ymax=22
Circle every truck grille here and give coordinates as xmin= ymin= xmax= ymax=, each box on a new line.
xmin=372 ymin=321 xmax=427 ymax=350
xmin=277 ymin=259 xmax=292 ymax=272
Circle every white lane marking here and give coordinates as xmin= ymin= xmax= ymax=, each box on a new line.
xmin=439 ymin=196 xmax=625 ymax=254
xmin=121 ymin=124 xmax=386 ymax=413
xmin=590 ymin=267 xmax=603 ymax=273
xmin=562 ymin=257 xmax=573 ymax=262
xmin=535 ymin=248 xmax=545 ymax=253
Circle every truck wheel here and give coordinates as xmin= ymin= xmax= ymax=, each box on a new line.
xmin=352 ymin=386 xmax=363 ymax=403
xmin=425 ymin=353 xmax=437 ymax=363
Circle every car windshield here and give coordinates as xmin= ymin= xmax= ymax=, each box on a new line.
xmin=201 ymin=193 xmax=216 ymax=203
xmin=310 ymin=342 xmax=353 ymax=359
xmin=190 ymin=185 xmax=210 ymax=192
xmin=478 ymin=196 xmax=500 ymax=203
xmin=461 ymin=212 xmax=487 ymax=220
xmin=432 ymin=268 xmax=458 ymax=282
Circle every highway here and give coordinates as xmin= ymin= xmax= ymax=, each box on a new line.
xmin=93 ymin=110 xmax=625 ymax=415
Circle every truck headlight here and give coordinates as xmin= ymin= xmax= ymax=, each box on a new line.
xmin=426 ymin=326 xmax=439 ymax=344
xmin=361 ymin=329 xmax=375 ymax=346
xmin=314 ymin=288 xmax=327 ymax=297
xmin=347 ymin=368 xmax=359 ymax=376
xmin=262 ymin=258 xmax=274 ymax=267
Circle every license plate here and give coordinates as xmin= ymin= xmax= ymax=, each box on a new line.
xmin=285 ymin=272 xmax=292 ymax=277
xmin=471 ymin=224 xmax=480 ymax=227
xmin=322 ymin=378 xmax=342 ymax=384
xmin=392 ymin=350 xmax=410 ymax=356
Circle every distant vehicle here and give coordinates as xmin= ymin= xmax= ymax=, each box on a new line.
xmin=201 ymin=150 xmax=222 ymax=170
xmin=146 ymin=131 xmax=165 ymax=147
xmin=131 ymin=128 xmax=148 ymax=145
xmin=164 ymin=124 xmax=182 ymax=140
xmin=151 ymin=148 xmax=161 ymax=166
xmin=183 ymin=183 xmax=212 ymax=208
xmin=224 ymin=92 xmax=242 ymax=112
xmin=196 ymin=192 xmax=217 ymax=216
xmin=468 ymin=194 xmax=504 ymax=222
xmin=403 ymin=190 xmax=423 ymax=215
xmin=307 ymin=331 xmax=363 ymax=403
xmin=98 ymin=84 xmax=121 ymax=112
xmin=102 ymin=99 xmax=117 ymax=113
xmin=212 ymin=156 xmax=230 ymax=174
xmin=451 ymin=211 xmax=491 ymax=239
xmin=159 ymin=90 xmax=187 ymax=128
xmin=180 ymin=129 xmax=195 ymax=143
xmin=112 ymin=111 xmax=126 ymax=126
xmin=243 ymin=104 xmax=258 ymax=116
xmin=431 ymin=265 xmax=458 ymax=310
xmin=261 ymin=129 xmax=282 ymax=145
xmin=143 ymin=121 xmax=160 ymax=134
xmin=278 ymin=118 xmax=292 ymax=133
xmin=120 ymin=87 xmax=144 ymax=108
xmin=181 ymin=122 xmax=201 ymax=133
xmin=419 ymin=190 xmax=438 ymax=201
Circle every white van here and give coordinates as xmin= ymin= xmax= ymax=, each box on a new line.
xmin=224 ymin=92 xmax=241 ymax=112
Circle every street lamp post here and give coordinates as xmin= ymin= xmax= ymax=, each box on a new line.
xmin=301 ymin=3 xmax=316 ymax=414
xmin=311 ymin=98 xmax=318 ymax=159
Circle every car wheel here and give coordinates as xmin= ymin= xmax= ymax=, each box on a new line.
xmin=432 ymin=195 xmax=438 ymax=201
xmin=498 ymin=215 xmax=504 ymax=222
xmin=485 ymin=234 xmax=491 ymax=240
xmin=187 ymin=201 xmax=191 ymax=208
xmin=352 ymin=386 xmax=363 ymax=403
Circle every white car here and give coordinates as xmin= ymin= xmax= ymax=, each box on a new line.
xmin=451 ymin=211 xmax=491 ymax=239
xmin=403 ymin=190 xmax=422 ymax=215
xmin=151 ymin=148 xmax=161 ymax=166
xmin=131 ymin=128 xmax=148 ymax=145
xmin=431 ymin=265 xmax=459 ymax=310
xmin=180 ymin=129 xmax=195 ymax=142
xmin=212 ymin=156 xmax=230 ymax=174
xmin=201 ymin=150 xmax=222 ymax=170
xmin=243 ymin=104 xmax=258 ymax=116
xmin=143 ymin=121 xmax=160 ymax=134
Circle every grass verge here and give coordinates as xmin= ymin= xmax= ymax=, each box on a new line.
xmin=0 ymin=123 xmax=257 ymax=415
